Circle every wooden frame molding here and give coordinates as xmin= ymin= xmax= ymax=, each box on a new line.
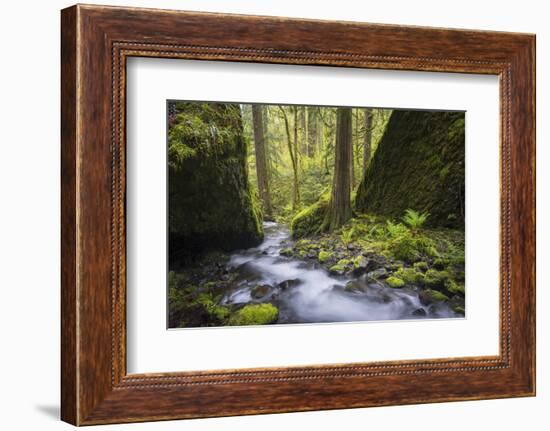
xmin=61 ymin=4 xmax=535 ymax=425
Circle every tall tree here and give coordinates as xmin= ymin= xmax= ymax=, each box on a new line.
xmin=303 ymin=107 xmax=309 ymax=156
xmin=324 ymin=108 xmax=353 ymax=231
xmin=307 ymin=107 xmax=318 ymax=157
xmin=363 ymin=108 xmax=373 ymax=175
xmin=251 ymin=105 xmax=272 ymax=217
xmin=279 ymin=106 xmax=301 ymax=211
xmin=293 ymin=106 xmax=299 ymax=173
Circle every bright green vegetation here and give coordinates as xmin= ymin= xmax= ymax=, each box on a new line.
xmin=318 ymin=250 xmax=333 ymax=263
xmin=386 ymin=276 xmax=405 ymax=288
xmin=285 ymin=211 xmax=465 ymax=304
xmin=227 ymin=304 xmax=279 ymax=326
xmin=291 ymin=193 xmax=330 ymax=238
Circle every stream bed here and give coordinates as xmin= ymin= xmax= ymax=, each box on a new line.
xmin=221 ymin=222 xmax=459 ymax=324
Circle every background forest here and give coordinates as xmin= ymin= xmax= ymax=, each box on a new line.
xmin=167 ymin=101 xmax=466 ymax=328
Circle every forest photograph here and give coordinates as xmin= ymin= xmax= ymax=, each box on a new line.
xmin=167 ymin=100 xmax=466 ymax=328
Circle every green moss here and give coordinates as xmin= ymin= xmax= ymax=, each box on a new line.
xmin=291 ymin=193 xmax=330 ymax=238
xmin=452 ymin=305 xmax=465 ymax=315
xmin=318 ymin=250 xmax=333 ymax=263
xmin=386 ymin=276 xmax=405 ymax=288
xmin=228 ymin=304 xmax=279 ymax=326
xmin=388 ymin=232 xmax=438 ymax=263
xmin=168 ymin=102 xmax=263 ymax=263
xmin=168 ymin=272 xmax=232 ymax=328
xmin=433 ymin=257 xmax=447 ymax=269
xmin=352 ymin=255 xmax=367 ymax=269
xmin=424 ymin=269 xmax=451 ymax=288
xmin=280 ymin=247 xmax=293 ymax=257
xmin=395 ymin=267 xmax=425 ymax=284
xmin=355 ymin=111 xmax=465 ymax=229
xmin=330 ymin=259 xmax=350 ymax=274
xmin=413 ymin=261 xmax=429 ymax=272
xmin=424 ymin=289 xmax=450 ymax=302
xmin=444 ymin=279 xmax=465 ymax=296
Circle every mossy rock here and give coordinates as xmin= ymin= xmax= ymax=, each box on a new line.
xmin=329 ymin=259 xmax=350 ymax=275
xmin=355 ymin=111 xmax=465 ymax=229
xmin=444 ymin=279 xmax=465 ymax=296
xmin=280 ymin=247 xmax=293 ymax=257
xmin=318 ymin=250 xmax=333 ymax=263
xmin=413 ymin=261 xmax=429 ymax=272
xmin=424 ymin=269 xmax=451 ymax=289
xmin=419 ymin=289 xmax=450 ymax=305
xmin=386 ymin=276 xmax=405 ymax=288
xmin=366 ymin=267 xmax=388 ymax=280
xmin=168 ymin=102 xmax=263 ymax=264
xmin=169 ymin=284 xmax=231 ymax=328
xmin=452 ymin=305 xmax=465 ymax=315
xmin=395 ymin=267 xmax=425 ymax=285
xmin=251 ymin=284 xmax=272 ymax=299
xmin=291 ymin=193 xmax=330 ymax=238
xmin=228 ymin=304 xmax=279 ymax=326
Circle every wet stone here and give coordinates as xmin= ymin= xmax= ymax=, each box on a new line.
xmin=277 ymin=279 xmax=302 ymax=290
xmin=412 ymin=308 xmax=427 ymax=317
xmin=366 ymin=267 xmax=388 ymax=280
xmin=251 ymin=284 xmax=272 ymax=299
xmin=345 ymin=280 xmax=367 ymax=293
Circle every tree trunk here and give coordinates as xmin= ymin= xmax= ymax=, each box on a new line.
xmin=293 ymin=107 xmax=299 ymax=174
xmin=280 ymin=107 xmax=300 ymax=211
xmin=363 ymin=108 xmax=373 ymax=175
xmin=251 ymin=105 xmax=272 ymax=218
xmin=324 ymin=108 xmax=353 ymax=231
xmin=304 ymin=107 xmax=309 ymax=157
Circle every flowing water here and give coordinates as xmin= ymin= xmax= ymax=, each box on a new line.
xmin=221 ymin=222 xmax=458 ymax=324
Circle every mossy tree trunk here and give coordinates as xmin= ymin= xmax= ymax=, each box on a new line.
xmin=324 ymin=108 xmax=353 ymax=231
xmin=251 ymin=105 xmax=272 ymax=218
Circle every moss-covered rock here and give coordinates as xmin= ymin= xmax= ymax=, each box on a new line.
xmin=168 ymin=270 xmax=233 ymax=327
xmin=168 ymin=102 xmax=263 ymax=265
xmin=329 ymin=258 xmax=351 ymax=275
xmin=395 ymin=267 xmax=425 ymax=284
xmin=452 ymin=305 xmax=465 ymax=315
xmin=355 ymin=111 xmax=465 ymax=229
xmin=291 ymin=193 xmax=330 ymax=238
xmin=444 ymin=279 xmax=465 ymax=295
xmin=424 ymin=269 xmax=451 ymax=289
xmin=386 ymin=276 xmax=405 ymax=288
xmin=419 ymin=289 xmax=450 ymax=304
xmin=413 ymin=261 xmax=429 ymax=272
xmin=228 ymin=303 xmax=278 ymax=326
xmin=318 ymin=250 xmax=333 ymax=263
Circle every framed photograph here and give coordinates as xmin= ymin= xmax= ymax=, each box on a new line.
xmin=61 ymin=4 xmax=535 ymax=425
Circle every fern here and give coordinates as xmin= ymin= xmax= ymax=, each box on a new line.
xmin=402 ymin=209 xmax=430 ymax=231
xmin=386 ymin=220 xmax=409 ymax=238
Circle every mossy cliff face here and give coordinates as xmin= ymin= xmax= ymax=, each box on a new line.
xmin=168 ymin=102 xmax=263 ymax=264
xmin=355 ymin=111 xmax=465 ymax=228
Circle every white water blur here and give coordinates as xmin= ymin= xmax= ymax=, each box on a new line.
xmin=222 ymin=222 xmax=456 ymax=323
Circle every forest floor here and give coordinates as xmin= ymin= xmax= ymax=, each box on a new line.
xmin=168 ymin=214 xmax=465 ymax=328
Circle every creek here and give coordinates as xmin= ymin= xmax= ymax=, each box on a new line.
xmin=221 ymin=222 xmax=458 ymax=324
